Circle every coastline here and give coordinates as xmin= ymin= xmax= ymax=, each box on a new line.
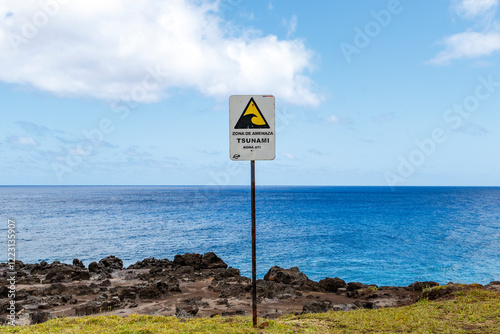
xmin=1 ymin=252 xmax=499 ymax=326
xmin=3 ymin=186 xmax=500 ymax=287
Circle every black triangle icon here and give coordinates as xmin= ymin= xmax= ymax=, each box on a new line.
xmin=234 ymin=98 xmax=270 ymax=129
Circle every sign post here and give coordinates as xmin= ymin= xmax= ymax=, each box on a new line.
xmin=229 ymin=95 xmax=275 ymax=327
xmin=251 ymin=159 xmax=256 ymax=326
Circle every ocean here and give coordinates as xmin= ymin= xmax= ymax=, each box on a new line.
xmin=0 ymin=186 xmax=499 ymax=286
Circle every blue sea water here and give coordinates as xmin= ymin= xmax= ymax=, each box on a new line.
xmin=0 ymin=186 xmax=499 ymax=286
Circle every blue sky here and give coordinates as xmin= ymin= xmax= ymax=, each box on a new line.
xmin=1 ymin=0 xmax=499 ymax=186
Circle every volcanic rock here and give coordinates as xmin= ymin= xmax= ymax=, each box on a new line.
xmin=302 ymin=299 xmax=335 ymax=313
xmin=408 ymin=281 xmax=439 ymax=291
xmin=88 ymin=262 xmax=100 ymax=273
xmin=221 ymin=310 xmax=245 ymax=316
xmin=30 ymin=311 xmax=52 ymax=325
xmin=256 ymin=280 xmax=300 ymax=300
xmin=346 ymin=282 xmax=364 ymax=291
xmin=174 ymin=253 xmax=203 ymax=270
xmin=73 ymin=259 xmax=85 ymax=268
xmin=319 ymin=277 xmax=346 ymax=293
xmin=264 ymin=266 xmax=322 ymax=292
xmin=485 ymin=281 xmax=500 ymax=291
xmin=98 ymin=256 xmax=123 ymax=270
xmin=127 ymin=257 xmax=174 ymax=270
xmin=264 ymin=266 xmax=308 ymax=284
xmin=201 ymin=252 xmax=228 ymax=270
xmin=354 ymin=300 xmax=374 ymax=309
xmin=138 ymin=276 xmax=181 ymax=299
xmin=74 ymin=299 xmax=121 ymax=316
xmin=45 ymin=283 xmax=67 ymax=296
xmin=214 ymin=267 xmax=241 ymax=280
xmin=175 ymin=303 xmax=198 ymax=319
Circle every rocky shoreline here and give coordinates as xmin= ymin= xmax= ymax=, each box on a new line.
xmin=1 ymin=252 xmax=499 ymax=326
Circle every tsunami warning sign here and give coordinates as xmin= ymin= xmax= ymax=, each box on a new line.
xmin=229 ymin=95 xmax=275 ymax=161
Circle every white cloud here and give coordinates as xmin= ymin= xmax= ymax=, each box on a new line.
xmin=428 ymin=31 xmax=500 ymax=65
xmin=69 ymin=147 xmax=92 ymax=156
xmin=7 ymin=135 xmax=37 ymax=147
xmin=281 ymin=152 xmax=295 ymax=160
xmin=455 ymin=0 xmax=498 ymax=18
xmin=0 ymin=0 xmax=320 ymax=106
xmin=282 ymin=15 xmax=297 ymax=37
xmin=429 ymin=0 xmax=500 ymax=65
xmin=326 ymin=114 xmax=339 ymax=123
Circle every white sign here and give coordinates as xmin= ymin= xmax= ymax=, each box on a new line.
xmin=229 ymin=95 xmax=275 ymax=161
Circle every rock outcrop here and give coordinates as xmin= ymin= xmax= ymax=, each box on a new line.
xmin=1 ymin=253 xmax=489 ymax=325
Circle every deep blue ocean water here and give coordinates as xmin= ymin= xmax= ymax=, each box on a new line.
xmin=0 ymin=186 xmax=499 ymax=286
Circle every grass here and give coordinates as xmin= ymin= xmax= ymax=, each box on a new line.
xmin=1 ymin=289 xmax=499 ymax=333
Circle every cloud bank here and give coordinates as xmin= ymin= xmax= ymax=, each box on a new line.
xmin=429 ymin=0 xmax=500 ymax=65
xmin=0 ymin=0 xmax=320 ymax=106
xmin=454 ymin=0 xmax=498 ymax=18
xmin=430 ymin=31 xmax=500 ymax=65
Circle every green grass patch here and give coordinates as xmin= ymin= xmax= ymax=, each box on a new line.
xmin=2 ymin=289 xmax=499 ymax=333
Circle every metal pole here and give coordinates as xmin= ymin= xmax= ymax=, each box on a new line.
xmin=251 ymin=160 xmax=257 ymax=327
